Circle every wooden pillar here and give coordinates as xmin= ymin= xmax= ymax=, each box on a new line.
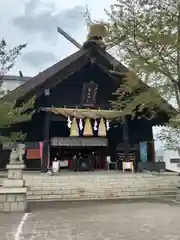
xmin=148 ymin=140 xmax=155 ymax=162
xmin=41 ymin=112 xmax=50 ymax=172
xmin=122 ymin=116 xmax=130 ymax=162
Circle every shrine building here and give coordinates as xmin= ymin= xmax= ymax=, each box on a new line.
xmin=0 ymin=29 xmax=177 ymax=172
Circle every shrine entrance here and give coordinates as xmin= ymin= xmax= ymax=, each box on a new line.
xmin=50 ymin=137 xmax=108 ymax=171
xmin=41 ymin=107 xmax=119 ymax=172
xmin=39 ymin=107 xmax=153 ymax=173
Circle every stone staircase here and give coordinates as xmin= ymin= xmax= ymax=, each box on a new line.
xmin=24 ymin=172 xmax=179 ymax=202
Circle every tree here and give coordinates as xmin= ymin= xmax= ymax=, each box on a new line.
xmin=0 ymin=39 xmax=33 ymax=142
xmin=110 ymin=70 xmax=172 ymax=119
xmin=101 ymin=0 xmax=180 ymax=150
xmin=0 ymin=39 xmax=26 ymax=79
xmin=105 ymin=0 xmax=180 ymax=104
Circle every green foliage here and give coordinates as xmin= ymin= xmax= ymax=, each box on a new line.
xmin=106 ymin=0 xmax=180 ymax=106
xmin=0 ymin=99 xmax=34 ymax=127
xmin=0 ymin=39 xmax=27 ymax=96
xmin=83 ymin=5 xmax=93 ymax=28
xmin=157 ymin=121 xmax=180 ymax=151
xmin=110 ymin=70 xmax=173 ymax=119
xmin=0 ymin=132 xmax=27 ymax=143
xmin=0 ymin=39 xmax=32 ymax=143
xmin=0 ymin=39 xmax=27 ymax=79
xmin=0 ymin=99 xmax=34 ymax=143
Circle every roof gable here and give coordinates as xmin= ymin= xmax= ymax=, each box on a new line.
xmin=2 ymin=48 xmax=90 ymax=103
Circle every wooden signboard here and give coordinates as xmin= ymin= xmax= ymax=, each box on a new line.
xmin=51 ymin=137 xmax=108 ymax=147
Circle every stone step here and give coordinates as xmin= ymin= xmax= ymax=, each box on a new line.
xmin=25 ymin=177 xmax=177 ymax=182
xmin=25 ymin=178 xmax=177 ymax=185
xmin=27 ymin=185 xmax=176 ymax=190
xmin=27 ymin=186 xmax=176 ymax=192
xmin=26 ymin=177 xmax=175 ymax=181
xmin=24 ymin=172 xmax=178 ymax=177
xmin=26 ymin=176 xmax=178 ymax=179
xmin=27 ymin=191 xmax=176 ymax=199
xmin=27 ymin=193 xmax=176 ymax=202
xmin=28 ymin=185 xmax=176 ymax=190
xmin=23 ymin=173 xmax=179 ymax=202
xmin=27 ymin=188 xmax=176 ymax=199
xmin=26 ymin=178 xmax=176 ymax=183
xmin=28 ymin=185 xmax=176 ymax=191
xmin=27 ymin=190 xmax=176 ymax=197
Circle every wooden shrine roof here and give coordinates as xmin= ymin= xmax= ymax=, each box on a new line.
xmin=2 ymin=49 xmax=89 ymax=102
xmin=1 ymin=41 xmax=178 ymax=117
xmin=1 ymin=42 xmax=128 ymax=103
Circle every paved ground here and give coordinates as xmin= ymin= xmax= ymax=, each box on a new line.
xmin=0 ymin=201 xmax=180 ymax=240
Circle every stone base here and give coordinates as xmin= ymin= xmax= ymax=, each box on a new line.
xmin=6 ymin=163 xmax=25 ymax=170
xmin=6 ymin=164 xmax=25 ymax=179
xmin=3 ymin=179 xmax=25 ymax=188
xmin=0 ymin=187 xmax=27 ymax=212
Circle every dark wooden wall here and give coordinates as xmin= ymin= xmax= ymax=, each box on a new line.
xmin=24 ymin=63 xmax=118 ymax=141
xmin=4 ymin=63 xmax=154 ymax=144
xmin=34 ymin=63 xmax=117 ymax=109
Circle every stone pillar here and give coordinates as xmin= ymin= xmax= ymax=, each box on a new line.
xmin=0 ymin=146 xmax=27 ymax=212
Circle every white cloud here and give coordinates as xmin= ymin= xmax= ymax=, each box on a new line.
xmin=0 ymin=0 xmax=116 ymax=76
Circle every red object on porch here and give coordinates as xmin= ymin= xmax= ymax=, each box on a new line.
xmin=39 ymin=141 xmax=43 ymax=161
xmin=27 ymin=149 xmax=40 ymax=159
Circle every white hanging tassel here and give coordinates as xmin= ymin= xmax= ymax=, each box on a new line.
xmin=93 ymin=119 xmax=98 ymax=131
xmin=79 ymin=118 xmax=83 ymax=131
xmin=106 ymin=119 xmax=110 ymax=130
xmin=67 ymin=116 xmax=72 ymax=128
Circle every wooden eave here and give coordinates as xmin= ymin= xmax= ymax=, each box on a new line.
xmin=2 ymin=48 xmax=90 ymax=104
